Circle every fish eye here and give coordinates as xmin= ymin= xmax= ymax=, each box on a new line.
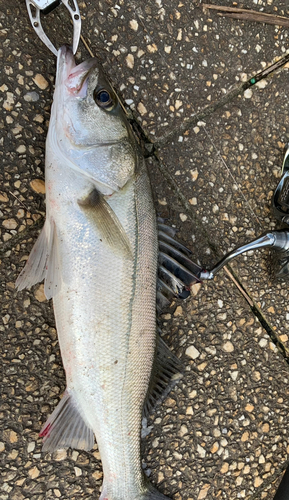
xmin=94 ymin=89 xmax=113 ymax=109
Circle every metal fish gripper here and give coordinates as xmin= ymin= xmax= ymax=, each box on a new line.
xmin=26 ymin=0 xmax=81 ymax=56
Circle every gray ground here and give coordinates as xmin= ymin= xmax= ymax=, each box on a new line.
xmin=1 ymin=0 xmax=289 ymax=499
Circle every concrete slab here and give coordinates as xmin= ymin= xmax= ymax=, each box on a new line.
xmin=1 ymin=1 xmax=289 ymax=499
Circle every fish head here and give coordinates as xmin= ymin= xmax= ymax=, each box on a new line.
xmin=49 ymin=46 xmax=137 ymax=194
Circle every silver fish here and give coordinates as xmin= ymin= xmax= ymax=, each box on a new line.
xmin=16 ymin=45 xmax=183 ymax=500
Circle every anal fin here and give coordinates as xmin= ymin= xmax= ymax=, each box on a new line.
xmin=40 ymin=390 xmax=94 ymax=452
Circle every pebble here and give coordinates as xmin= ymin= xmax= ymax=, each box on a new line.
xmin=33 ymin=74 xmax=49 ymax=89
xmin=137 ymin=102 xmax=147 ymax=116
xmin=54 ymin=449 xmax=67 ymax=461
xmin=2 ymin=218 xmax=17 ymax=229
xmin=24 ymin=91 xmax=39 ymax=102
xmin=197 ymin=486 xmax=210 ymax=500
xmin=222 ymin=341 xmax=234 ymax=353
xmin=244 ymin=89 xmax=253 ymax=99
xmin=74 ymin=467 xmax=82 ymax=477
xmin=28 ymin=466 xmax=40 ymax=479
xmin=174 ymin=306 xmax=183 ymax=317
xmin=34 ymin=284 xmax=46 ymax=303
xmin=186 ymin=345 xmax=200 ymax=359
xmin=30 ymin=179 xmax=45 ymax=194
xmin=126 ymin=54 xmax=134 ymax=69
xmin=129 ymin=19 xmax=138 ymax=31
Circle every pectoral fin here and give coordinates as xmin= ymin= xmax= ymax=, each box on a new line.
xmin=15 ymin=218 xmax=61 ymax=299
xmin=78 ymin=189 xmax=133 ymax=259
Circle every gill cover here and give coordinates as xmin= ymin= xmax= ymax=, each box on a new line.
xmin=48 ymin=45 xmax=136 ymax=195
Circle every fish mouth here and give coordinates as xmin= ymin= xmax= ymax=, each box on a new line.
xmin=56 ymin=45 xmax=98 ymax=97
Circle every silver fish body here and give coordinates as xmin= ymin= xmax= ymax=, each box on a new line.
xmin=16 ymin=46 xmax=171 ymax=500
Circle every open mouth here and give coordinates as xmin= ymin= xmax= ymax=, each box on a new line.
xmin=57 ymin=45 xmax=98 ymax=97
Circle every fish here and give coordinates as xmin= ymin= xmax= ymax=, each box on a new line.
xmin=16 ymin=45 xmax=201 ymax=500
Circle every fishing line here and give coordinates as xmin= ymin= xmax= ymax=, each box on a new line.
xmin=202 ymin=125 xmax=262 ymax=226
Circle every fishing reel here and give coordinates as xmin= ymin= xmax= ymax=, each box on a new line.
xmin=198 ymin=144 xmax=289 ymax=282
xmin=158 ymin=146 xmax=289 ymax=305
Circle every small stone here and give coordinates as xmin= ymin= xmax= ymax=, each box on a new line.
xmin=179 ymin=213 xmax=187 ymax=222
xmin=190 ymin=169 xmax=198 ymax=181
xmin=262 ymin=423 xmax=270 ymax=433
xmin=189 ymin=198 xmax=197 ymax=205
xmin=222 ymin=341 xmax=234 ymax=352
xmin=221 ymin=462 xmax=229 ymax=473
xmin=280 ymin=334 xmax=288 ymax=342
xmin=92 ymin=470 xmax=103 ymax=480
xmin=191 ymin=282 xmax=201 ymax=296
xmin=16 ymin=145 xmax=26 ymax=154
xmin=259 ymin=338 xmax=267 ymax=348
xmin=27 ymin=442 xmax=35 ymax=453
xmin=74 ymin=467 xmax=82 ymax=477
xmin=0 ymin=192 xmax=9 ymax=202
xmin=174 ymin=306 xmax=183 ymax=317
xmin=28 ymin=466 xmax=40 ymax=479
xmin=254 ymin=477 xmax=263 ymax=488
xmin=147 ymin=44 xmax=157 ymax=53
xmin=0 ymin=442 xmax=5 ymax=452
xmin=197 ymin=361 xmax=208 ymax=371
xmin=175 ymin=99 xmax=182 ymax=110
xmin=24 ymin=91 xmax=39 ymax=102
xmin=126 ymin=54 xmax=134 ymax=69
xmin=197 ymin=484 xmax=210 ymax=499
xmin=241 ymin=431 xmax=249 ymax=442
xmin=197 ymin=445 xmax=206 ymax=458
xmin=186 ymin=345 xmax=200 ymax=359
xmin=230 ymin=371 xmax=238 ymax=381
xmin=2 ymin=218 xmax=17 ymax=230
xmin=137 ymin=102 xmax=147 ymax=115
xmin=178 ymin=425 xmax=188 ymax=437
xmin=186 ymin=406 xmax=194 ymax=415
xmin=210 ymin=442 xmax=219 ymax=453
xmin=30 ymin=179 xmax=45 ymax=194
xmin=129 ymin=19 xmax=138 ymax=31
xmin=33 ymin=74 xmax=49 ymax=89
xmin=244 ymin=89 xmax=253 ymax=99
xmin=54 ymin=449 xmax=67 ymax=461
xmin=34 ymin=284 xmax=47 ymax=302
xmin=9 ymin=431 xmax=18 ymax=443
xmin=245 ymin=404 xmax=254 ymax=412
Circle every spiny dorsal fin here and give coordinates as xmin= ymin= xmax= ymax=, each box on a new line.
xmin=78 ymin=188 xmax=133 ymax=260
xmin=40 ymin=389 xmax=94 ymax=452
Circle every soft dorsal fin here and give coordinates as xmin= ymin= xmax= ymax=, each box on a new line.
xmin=144 ymin=336 xmax=181 ymax=417
xmin=78 ymin=188 xmax=133 ymax=260
xmin=40 ymin=389 xmax=95 ymax=452
xmin=15 ymin=218 xmax=61 ymax=299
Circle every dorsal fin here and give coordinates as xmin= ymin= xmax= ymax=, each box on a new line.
xmin=144 ymin=336 xmax=181 ymax=417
